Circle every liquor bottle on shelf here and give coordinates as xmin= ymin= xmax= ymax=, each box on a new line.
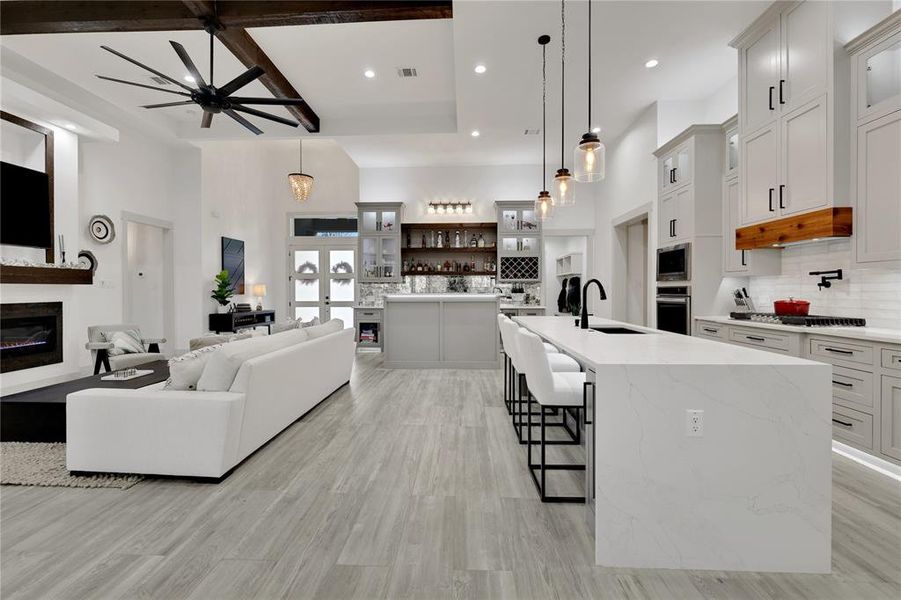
xmin=477 ymin=233 xmax=485 ymax=248
xmin=436 ymin=231 xmax=443 ymax=248
xmin=406 ymin=230 xmax=411 ymax=248
xmin=470 ymin=233 xmax=478 ymax=247
xmin=454 ymin=230 xmax=461 ymax=248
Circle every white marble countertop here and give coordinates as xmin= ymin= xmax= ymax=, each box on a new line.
xmin=514 ymin=316 xmax=818 ymax=366
xmin=500 ymin=303 xmax=546 ymax=310
xmin=695 ymin=315 xmax=901 ymax=345
xmin=384 ymin=293 xmax=500 ymax=302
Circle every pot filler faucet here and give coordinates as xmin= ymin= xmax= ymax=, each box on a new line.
xmin=580 ymin=279 xmax=608 ymax=329
xmin=810 ymin=269 xmax=842 ymax=291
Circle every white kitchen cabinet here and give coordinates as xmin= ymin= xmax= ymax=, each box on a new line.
xmin=741 ymin=122 xmax=779 ymax=224
xmin=496 ymin=201 xmax=541 ymax=283
xmin=780 ymin=95 xmax=828 ymax=216
xmin=740 ymin=20 xmax=780 ymax=134
xmin=723 ymin=178 xmax=746 ymax=272
xmin=657 ymin=187 xmax=693 ymax=247
xmin=881 ymin=375 xmax=901 ymax=461
xmin=847 ymin=14 xmax=901 ymax=267
xmin=780 ymin=0 xmax=829 ymax=111
xmin=658 ymin=141 xmax=693 ymax=194
xmin=356 ymin=202 xmax=403 ymax=283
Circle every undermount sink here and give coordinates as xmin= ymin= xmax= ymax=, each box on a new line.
xmin=589 ymin=326 xmax=646 ymax=335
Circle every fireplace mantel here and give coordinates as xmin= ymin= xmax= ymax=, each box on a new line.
xmin=0 ymin=265 xmax=92 ymax=285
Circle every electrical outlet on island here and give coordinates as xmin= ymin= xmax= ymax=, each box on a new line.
xmin=686 ymin=409 xmax=704 ymax=437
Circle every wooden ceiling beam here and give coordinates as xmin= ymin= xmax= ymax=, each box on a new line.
xmin=1 ymin=1 xmax=453 ymax=35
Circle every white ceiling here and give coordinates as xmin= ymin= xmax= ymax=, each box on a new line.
xmin=0 ymin=1 xmax=772 ymax=167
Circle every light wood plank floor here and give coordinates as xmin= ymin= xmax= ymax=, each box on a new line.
xmin=2 ymin=354 xmax=900 ymax=599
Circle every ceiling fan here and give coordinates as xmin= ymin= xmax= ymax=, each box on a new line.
xmin=96 ymin=27 xmax=305 ymax=135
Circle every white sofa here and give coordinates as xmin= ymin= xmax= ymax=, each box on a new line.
xmin=66 ymin=326 xmax=355 ymax=479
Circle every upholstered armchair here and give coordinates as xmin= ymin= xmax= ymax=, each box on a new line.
xmin=86 ymin=324 xmax=166 ymax=374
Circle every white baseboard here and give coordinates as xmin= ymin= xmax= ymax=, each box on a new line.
xmin=832 ymin=440 xmax=901 ymax=482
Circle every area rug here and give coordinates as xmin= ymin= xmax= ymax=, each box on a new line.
xmin=0 ymin=442 xmax=144 ymax=489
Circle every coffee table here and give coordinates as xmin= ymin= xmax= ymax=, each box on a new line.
xmin=0 ymin=360 xmax=169 ymax=442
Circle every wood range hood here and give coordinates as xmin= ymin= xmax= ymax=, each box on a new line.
xmin=735 ymin=207 xmax=852 ymax=250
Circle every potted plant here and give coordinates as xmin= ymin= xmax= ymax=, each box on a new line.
xmin=210 ymin=270 xmax=234 ymax=313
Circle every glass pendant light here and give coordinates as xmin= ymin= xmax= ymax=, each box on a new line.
xmin=554 ymin=0 xmax=575 ymax=206
xmin=288 ymin=139 xmax=314 ymax=202
xmin=536 ymin=34 xmax=554 ymax=221
xmin=573 ymin=0 xmax=605 ymax=182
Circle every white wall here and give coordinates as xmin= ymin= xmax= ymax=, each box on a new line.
xmin=359 ymin=163 xmax=597 ymax=230
xmin=199 ymin=139 xmax=359 ymax=320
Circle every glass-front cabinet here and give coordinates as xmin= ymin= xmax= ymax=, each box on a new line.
xmin=496 ymin=200 xmax=542 ymax=283
xmin=857 ymin=32 xmax=901 ymax=121
xmin=357 ymin=202 xmax=403 ymax=283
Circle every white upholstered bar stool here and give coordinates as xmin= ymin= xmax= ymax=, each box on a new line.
xmin=498 ymin=315 xmax=566 ymax=417
xmin=502 ymin=319 xmax=580 ymax=444
xmin=516 ymin=327 xmax=587 ymax=502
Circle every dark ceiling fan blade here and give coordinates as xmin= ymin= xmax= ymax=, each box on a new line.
xmin=201 ymin=112 xmax=213 ymax=129
xmin=228 ymin=97 xmax=309 ymax=106
xmin=217 ymin=66 xmax=265 ymax=97
xmin=169 ymin=41 xmax=206 ymax=87
xmin=142 ymin=101 xmax=194 ymax=109
xmin=224 ymin=109 xmax=262 ymax=135
xmin=101 ymin=45 xmax=195 ymax=92
xmin=230 ymin=105 xmax=298 ymax=128
xmin=96 ymin=75 xmax=191 ymax=96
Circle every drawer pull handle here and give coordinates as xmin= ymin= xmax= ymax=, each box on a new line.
xmin=824 ymin=347 xmax=853 ymax=355
xmin=832 ymin=380 xmax=853 ymax=388
xmin=832 ymin=418 xmax=853 ymax=428
xmin=702 ymin=328 xmax=718 ymax=333
xmin=746 ymin=335 xmax=766 ymax=342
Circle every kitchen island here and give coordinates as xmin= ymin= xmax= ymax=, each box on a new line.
xmin=383 ymin=294 xmax=500 ymax=369
xmin=515 ymin=316 xmax=832 ymax=574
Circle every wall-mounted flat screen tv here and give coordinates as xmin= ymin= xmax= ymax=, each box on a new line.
xmin=1 ymin=161 xmax=52 ymax=248
xmin=221 ymin=237 xmax=245 ymax=295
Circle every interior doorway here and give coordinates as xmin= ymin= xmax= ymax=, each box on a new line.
xmin=288 ymin=239 xmax=357 ymax=328
xmin=122 ymin=213 xmax=174 ymax=353
xmin=612 ymin=205 xmax=651 ymax=327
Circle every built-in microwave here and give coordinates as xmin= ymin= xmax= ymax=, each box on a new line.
xmin=656 ymin=242 xmax=690 ymax=282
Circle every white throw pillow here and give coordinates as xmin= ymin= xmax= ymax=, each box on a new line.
xmin=103 ymin=329 xmax=144 ymax=356
xmin=197 ymin=328 xmax=309 ymax=392
xmin=299 ymin=316 xmax=321 ymax=328
xmin=165 ymin=344 xmax=223 ymax=390
xmin=270 ymin=319 xmax=299 ymax=335
xmin=304 ymin=318 xmax=344 ymax=339
xmin=189 ymin=332 xmax=251 ymax=351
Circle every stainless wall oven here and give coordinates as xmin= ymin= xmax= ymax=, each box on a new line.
xmin=656 ymin=242 xmax=690 ymax=282
xmin=656 ymin=286 xmax=691 ymax=335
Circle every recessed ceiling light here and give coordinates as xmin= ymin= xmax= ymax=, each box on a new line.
xmin=184 ymin=75 xmax=196 ymax=83
xmin=591 ymin=126 xmax=601 ymax=134
xmin=63 ymin=123 xmax=76 ymax=131
xmin=645 ymin=59 xmax=659 ymax=69
xmin=363 ymin=69 xmax=376 ymax=79
xmin=474 ymin=64 xmax=487 ymax=74
xmin=471 ymin=130 xmax=480 ymax=137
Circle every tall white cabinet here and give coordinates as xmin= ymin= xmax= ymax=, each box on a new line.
xmin=731 ymin=1 xmax=886 ymax=228
xmin=846 ymin=12 xmax=901 ymax=267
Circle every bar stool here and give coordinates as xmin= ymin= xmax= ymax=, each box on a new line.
xmin=498 ymin=315 xmax=565 ymax=416
xmin=502 ymin=320 xmax=581 ymax=444
xmin=516 ymin=327 xmax=587 ymax=503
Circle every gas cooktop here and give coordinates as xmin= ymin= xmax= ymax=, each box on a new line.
xmin=730 ymin=312 xmax=867 ymax=327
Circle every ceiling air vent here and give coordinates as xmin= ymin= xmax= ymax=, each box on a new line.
xmin=396 ymin=67 xmax=418 ymax=78
xmin=149 ymin=76 xmax=171 ymax=85
xmin=523 ymin=129 xmax=540 ymax=135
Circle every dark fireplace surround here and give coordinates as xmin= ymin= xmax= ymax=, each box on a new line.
xmin=1 ymin=302 xmax=63 ymax=373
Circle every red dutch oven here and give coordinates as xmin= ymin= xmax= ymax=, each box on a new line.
xmin=774 ymin=298 xmax=810 ymax=316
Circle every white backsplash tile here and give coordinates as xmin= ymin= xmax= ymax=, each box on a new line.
xmin=747 ymin=239 xmax=901 ymax=329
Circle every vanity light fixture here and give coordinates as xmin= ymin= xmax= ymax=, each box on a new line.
xmin=553 ymin=0 xmax=574 ymax=207
xmin=427 ymin=201 xmax=472 ymax=215
xmin=536 ymin=34 xmax=554 ymax=221
xmin=573 ymin=0 xmax=605 ymax=182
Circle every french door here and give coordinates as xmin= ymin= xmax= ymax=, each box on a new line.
xmin=288 ymin=239 xmax=356 ymax=328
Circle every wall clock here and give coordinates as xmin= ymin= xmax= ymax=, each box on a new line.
xmin=88 ymin=215 xmax=116 ymax=244
xmin=77 ymin=250 xmax=98 ymax=273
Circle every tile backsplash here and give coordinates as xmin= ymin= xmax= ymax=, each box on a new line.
xmin=359 ymin=277 xmax=541 ymax=307
xmin=748 ymin=239 xmax=901 ymax=329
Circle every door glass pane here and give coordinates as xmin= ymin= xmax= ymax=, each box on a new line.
xmin=293 ymin=250 xmax=320 ymax=274
xmin=502 ymin=237 xmax=519 ymax=252
xmin=501 ymin=210 xmax=518 ymax=231
xmin=520 ymin=237 xmax=538 ymax=252
xmin=381 ymin=238 xmax=398 ymax=279
xmin=867 ymin=41 xmax=901 ymax=108
xmin=294 ymin=306 xmax=320 ymax=322
xmin=294 ymin=279 xmax=319 ymax=302
xmin=330 ymin=306 xmax=354 ymax=328
xmin=361 ymin=210 xmax=379 ymax=232
xmin=361 ymin=237 xmax=378 ymax=278
xmin=676 ymin=147 xmax=690 ymax=181
xmin=330 ymin=278 xmax=355 ymax=302
xmin=381 ymin=211 xmax=397 ymax=233
xmin=520 ymin=210 xmax=538 ymax=231
xmin=329 ymin=250 xmax=355 ymax=276
xmin=662 ymin=156 xmax=674 ymax=183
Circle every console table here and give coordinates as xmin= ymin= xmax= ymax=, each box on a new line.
xmin=209 ymin=310 xmax=275 ymax=334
